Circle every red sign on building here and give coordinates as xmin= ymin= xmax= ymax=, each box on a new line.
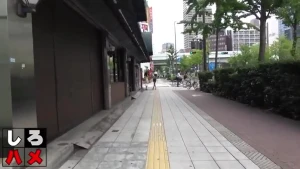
xmin=149 ymin=7 xmax=152 ymax=21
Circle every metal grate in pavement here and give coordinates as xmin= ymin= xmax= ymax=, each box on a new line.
xmin=176 ymin=93 xmax=282 ymax=169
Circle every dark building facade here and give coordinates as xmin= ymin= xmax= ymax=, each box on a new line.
xmin=209 ymin=30 xmax=232 ymax=51
xmin=0 ymin=0 xmax=152 ymax=144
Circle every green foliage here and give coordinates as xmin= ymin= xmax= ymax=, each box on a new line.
xmin=200 ymin=61 xmax=300 ymax=120
xmin=228 ymin=44 xmax=271 ymax=67
xmin=198 ymin=71 xmax=214 ymax=93
xmin=233 ymin=0 xmax=284 ymax=62
xmin=229 ymin=37 xmax=299 ymax=68
xmin=179 ymin=50 xmax=202 ymax=72
xmin=269 ymin=36 xmax=294 ymax=60
xmin=275 ymin=0 xmax=300 ymax=57
xmin=167 ymin=45 xmax=179 ymax=74
xmin=190 ymin=50 xmax=203 ymax=66
xmin=179 ymin=55 xmax=191 ymax=72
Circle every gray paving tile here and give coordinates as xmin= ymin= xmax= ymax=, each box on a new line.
xmin=169 ymin=160 xmax=195 ymax=169
xmin=216 ymin=161 xmax=245 ymax=169
xmin=122 ymin=160 xmax=146 ymax=169
xmin=206 ymin=146 xmax=228 ymax=153
xmin=189 ymin=152 xmax=213 ymax=161
xmin=125 ymin=153 xmax=147 ymax=161
xmin=187 ymin=147 xmax=208 ymax=153
xmin=219 ymin=140 xmax=234 ymax=147
xmin=225 ymin=147 xmax=240 ymax=153
xmin=167 ymin=141 xmax=185 ymax=147
xmin=185 ymin=141 xmax=204 ymax=147
xmin=112 ymin=142 xmax=131 ymax=148
xmin=130 ymin=142 xmax=148 ymax=147
xmin=169 ymin=152 xmax=191 ymax=161
xmin=74 ymin=159 xmax=100 ymax=169
xmin=94 ymin=142 xmax=112 ymax=148
xmin=108 ymin=148 xmax=128 ymax=153
xmin=202 ymin=141 xmax=222 ymax=147
xmin=97 ymin=161 xmax=123 ymax=169
xmin=210 ymin=152 xmax=236 ymax=160
xmin=168 ymin=146 xmax=188 ymax=153
xmin=89 ymin=147 xmax=109 ymax=154
xmin=239 ymin=160 xmax=260 ymax=169
xmin=103 ymin=153 xmax=126 ymax=161
xmin=231 ymin=152 xmax=249 ymax=160
xmin=127 ymin=147 xmax=148 ymax=153
xmin=193 ymin=161 xmax=220 ymax=169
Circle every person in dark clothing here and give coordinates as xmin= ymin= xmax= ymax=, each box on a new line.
xmin=153 ymin=73 xmax=157 ymax=90
xmin=184 ymin=72 xmax=188 ymax=80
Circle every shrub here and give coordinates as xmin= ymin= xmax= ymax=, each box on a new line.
xmin=200 ymin=61 xmax=300 ymax=120
xmin=199 ymin=72 xmax=213 ymax=92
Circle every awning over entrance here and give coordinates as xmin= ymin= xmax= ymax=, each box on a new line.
xmin=63 ymin=0 xmax=150 ymax=62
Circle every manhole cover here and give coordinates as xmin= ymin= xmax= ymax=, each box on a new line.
xmin=112 ymin=130 xmax=119 ymax=132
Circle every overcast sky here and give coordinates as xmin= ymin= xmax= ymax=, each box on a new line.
xmin=148 ymin=0 xmax=279 ymax=54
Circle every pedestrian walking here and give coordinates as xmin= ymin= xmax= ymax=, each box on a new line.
xmin=153 ymin=72 xmax=157 ymax=90
xmin=144 ymin=69 xmax=149 ymax=90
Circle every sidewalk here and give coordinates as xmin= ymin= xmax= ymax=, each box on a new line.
xmin=60 ymin=87 xmax=277 ymax=169
xmin=177 ymin=90 xmax=300 ymax=169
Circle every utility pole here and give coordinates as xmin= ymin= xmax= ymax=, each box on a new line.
xmin=174 ymin=21 xmax=178 ymax=74
xmin=202 ymin=9 xmax=207 ymax=71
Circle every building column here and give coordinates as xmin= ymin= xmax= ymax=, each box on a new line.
xmin=0 ymin=0 xmax=13 ymax=158
xmin=101 ymin=34 xmax=111 ymax=109
xmin=117 ymin=48 xmax=129 ymax=97
xmin=132 ymin=57 xmax=137 ymax=91
xmin=1 ymin=0 xmax=37 ymax=157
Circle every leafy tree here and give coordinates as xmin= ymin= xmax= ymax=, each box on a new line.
xmin=275 ymin=0 xmax=300 ymax=57
xmin=235 ymin=0 xmax=284 ymax=62
xmin=228 ymin=44 xmax=271 ymax=67
xmin=167 ymin=45 xmax=179 ymax=75
xmin=181 ymin=0 xmax=254 ymax=70
xmin=269 ymin=36 xmax=293 ymax=60
xmin=179 ymin=55 xmax=191 ymax=73
xmin=190 ymin=49 xmax=203 ymax=67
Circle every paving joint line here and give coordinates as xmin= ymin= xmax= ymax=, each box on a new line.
xmin=175 ymin=92 xmax=282 ymax=169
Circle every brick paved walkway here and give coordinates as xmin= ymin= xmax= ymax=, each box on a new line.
xmin=177 ymin=90 xmax=300 ymax=169
xmin=60 ymin=80 xmax=278 ymax=169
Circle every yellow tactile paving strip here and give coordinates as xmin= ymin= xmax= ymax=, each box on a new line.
xmin=146 ymin=91 xmax=170 ymax=169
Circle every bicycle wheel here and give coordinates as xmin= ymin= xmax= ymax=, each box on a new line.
xmin=193 ymin=82 xmax=199 ymax=89
xmin=186 ymin=82 xmax=192 ymax=89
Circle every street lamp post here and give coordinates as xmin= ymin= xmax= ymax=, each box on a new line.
xmin=174 ymin=21 xmax=178 ymax=74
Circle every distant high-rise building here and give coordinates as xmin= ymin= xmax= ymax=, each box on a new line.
xmin=162 ymin=43 xmax=174 ymax=52
xmin=183 ymin=2 xmax=212 ymax=49
xmin=226 ymin=29 xmax=260 ymax=51
xmin=209 ymin=31 xmax=232 ymax=51
xmin=278 ymin=19 xmax=300 ymax=40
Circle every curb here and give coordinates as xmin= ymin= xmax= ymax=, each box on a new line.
xmin=35 ymin=91 xmax=141 ymax=169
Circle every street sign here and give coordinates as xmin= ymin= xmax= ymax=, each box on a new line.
xmin=209 ymin=62 xmax=215 ymax=71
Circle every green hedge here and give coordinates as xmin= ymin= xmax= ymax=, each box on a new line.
xmin=199 ymin=61 xmax=300 ymax=120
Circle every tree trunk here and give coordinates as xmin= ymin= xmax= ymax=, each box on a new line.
xmin=258 ymin=18 xmax=267 ymax=62
xmin=215 ymin=28 xmax=219 ymax=70
xmin=291 ymin=23 xmax=297 ymax=57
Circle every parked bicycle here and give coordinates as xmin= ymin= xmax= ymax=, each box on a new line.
xmin=186 ymin=79 xmax=199 ymax=90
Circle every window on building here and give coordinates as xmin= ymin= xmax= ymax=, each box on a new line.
xmin=108 ymin=50 xmax=124 ymax=83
